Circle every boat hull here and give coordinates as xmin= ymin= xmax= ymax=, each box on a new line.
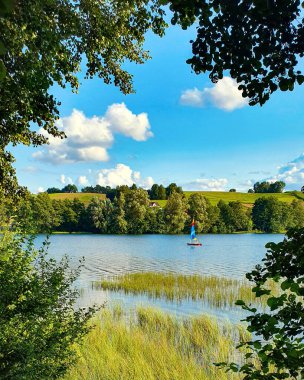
xmin=187 ymin=243 xmax=202 ymax=246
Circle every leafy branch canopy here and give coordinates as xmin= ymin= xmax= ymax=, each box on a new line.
xmin=219 ymin=228 xmax=304 ymax=379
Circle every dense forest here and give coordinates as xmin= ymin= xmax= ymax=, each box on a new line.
xmin=10 ymin=187 xmax=304 ymax=234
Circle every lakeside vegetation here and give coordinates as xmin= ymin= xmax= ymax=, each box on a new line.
xmin=11 ymin=188 xmax=304 ymax=234
xmin=94 ymin=272 xmax=278 ymax=309
xmin=64 ymin=306 xmax=251 ymax=380
xmin=48 ymin=190 xmax=299 ymax=207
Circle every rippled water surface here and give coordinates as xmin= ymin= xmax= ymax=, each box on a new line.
xmin=35 ymin=234 xmax=284 ymax=320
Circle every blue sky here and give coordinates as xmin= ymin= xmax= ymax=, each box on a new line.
xmin=13 ymin=23 xmax=304 ymax=193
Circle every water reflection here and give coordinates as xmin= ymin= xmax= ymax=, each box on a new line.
xmin=35 ymin=233 xmax=283 ymax=320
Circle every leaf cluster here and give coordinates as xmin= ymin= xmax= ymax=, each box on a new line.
xmin=221 ymin=228 xmax=304 ymax=379
xmin=168 ymin=0 xmax=304 ymax=106
xmin=0 ymin=0 xmax=167 ymax=196
xmin=0 ymin=231 xmax=97 ymax=380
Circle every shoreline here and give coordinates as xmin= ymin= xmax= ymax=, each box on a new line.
xmin=47 ymin=231 xmax=285 ymax=236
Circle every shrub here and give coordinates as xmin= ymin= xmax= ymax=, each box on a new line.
xmin=220 ymin=228 xmax=304 ymax=379
xmin=0 ymin=231 xmax=96 ymax=380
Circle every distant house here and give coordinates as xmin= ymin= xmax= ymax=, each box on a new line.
xmin=149 ymin=201 xmax=160 ymax=208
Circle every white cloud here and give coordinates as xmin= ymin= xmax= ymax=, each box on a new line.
xmin=33 ymin=103 xmax=152 ymax=164
xmin=60 ymin=175 xmax=65 ymax=184
xmin=105 ymin=103 xmax=153 ymax=141
xmin=180 ymin=88 xmax=204 ymax=107
xmin=78 ymin=175 xmax=89 ymax=187
xmin=76 ymin=146 xmax=109 ymax=162
xmin=141 ymin=176 xmax=154 ymax=189
xmin=183 ymin=178 xmax=228 ymax=191
xmin=96 ymin=163 xmax=154 ymax=189
xmin=37 ymin=187 xmax=45 ymax=193
xmin=267 ymin=153 xmax=304 ymax=189
xmin=60 ymin=174 xmax=73 ymax=185
xmin=55 ymin=165 xmax=153 ymax=190
xmin=180 ymin=77 xmax=248 ymax=111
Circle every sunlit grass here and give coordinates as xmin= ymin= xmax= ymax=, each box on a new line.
xmin=155 ymin=191 xmax=298 ymax=207
xmin=64 ymin=306 xmax=252 ymax=380
xmin=93 ymin=272 xmax=277 ymax=309
xmin=48 ymin=192 xmax=106 ymax=205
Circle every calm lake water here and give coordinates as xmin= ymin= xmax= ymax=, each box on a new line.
xmin=35 ymin=233 xmax=284 ymax=322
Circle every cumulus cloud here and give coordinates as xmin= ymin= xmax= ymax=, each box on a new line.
xmin=180 ymin=77 xmax=248 ymax=111
xmin=78 ymin=175 xmax=89 ymax=187
xmin=183 ymin=178 xmax=228 ymax=191
xmin=60 ymin=174 xmax=73 ymax=185
xmin=267 ymin=153 xmax=304 ymax=189
xmin=56 ymin=164 xmax=153 ymax=190
xmin=96 ymin=163 xmax=154 ymax=189
xmin=105 ymin=103 xmax=153 ymax=141
xmin=140 ymin=176 xmax=154 ymax=189
xmin=180 ymin=88 xmax=204 ymax=107
xmin=37 ymin=187 xmax=45 ymax=193
xmin=33 ymin=103 xmax=152 ymax=164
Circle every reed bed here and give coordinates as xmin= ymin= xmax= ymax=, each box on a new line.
xmin=93 ymin=272 xmax=275 ymax=309
xmin=64 ymin=306 xmax=252 ymax=380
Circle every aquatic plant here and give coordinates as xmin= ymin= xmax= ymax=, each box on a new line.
xmin=65 ymin=306 xmax=252 ymax=380
xmin=93 ymin=272 xmax=277 ymax=309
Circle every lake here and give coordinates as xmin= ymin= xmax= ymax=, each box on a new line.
xmin=35 ymin=233 xmax=284 ymax=322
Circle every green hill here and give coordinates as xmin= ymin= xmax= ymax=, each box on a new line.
xmin=48 ymin=191 xmax=303 ymax=208
xmin=48 ymin=193 xmax=106 ymax=205
xmin=156 ymin=191 xmax=303 ymax=207
xmin=184 ymin=191 xmax=298 ymax=206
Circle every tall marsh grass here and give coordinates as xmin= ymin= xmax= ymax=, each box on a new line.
xmin=93 ymin=272 xmax=275 ymax=309
xmin=64 ymin=306 xmax=251 ymax=380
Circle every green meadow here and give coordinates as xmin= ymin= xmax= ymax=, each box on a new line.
xmin=49 ymin=192 xmax=106 ymax=205
xmin=64 ymin=306 xmax=251 ymax=380
xmin=157 ymin=191 xmax=301 ymax=207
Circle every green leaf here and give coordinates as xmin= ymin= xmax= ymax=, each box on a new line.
xmin=0 ymin=60 xmax=6 ymax=81
xmin=253 ymin=341 xmax=262 ymax=349
xmin=279 ymin=79 xmax=289 ymax=91
xmin=297 ymin=75 xmax=304 ymax=85
xmin=235 ymin=300 xmax=246 ymax=306
xmin=290 ymin=282 xmax=300 ymax=294
xmin=281 ymin=279 xmax=291 ymax=291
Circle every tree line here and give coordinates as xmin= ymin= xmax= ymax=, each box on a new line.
xmin=47 ymin=180 xmax=289 ymax=200
xmin=47 ymin=183 xmax=184 ymax=201
xmin=251 ymin=180 xmax=286 ymax=193
xmin=13 ymin=189 xmax=304 ymax=234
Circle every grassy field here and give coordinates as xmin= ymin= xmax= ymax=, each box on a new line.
xmin=156 ymin=191 xmax=302 ymax=207
xmin=49 ymin=193 xmax=106 ymax=205
xmin=48 ymin=190 xmax=302 ymax=207
xmin=64 ymin=306 xmax=250 ymax=380
xmin=186 ymin=191 xmax=297 ymax=205
xmin=94 ymin=272 xmax=277 ymax=309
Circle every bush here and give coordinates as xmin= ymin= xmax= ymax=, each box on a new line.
xmin=221 ymin=228 xmax=304 ymax=379
xmin=0 ymin=231 xmax=96 ymax=380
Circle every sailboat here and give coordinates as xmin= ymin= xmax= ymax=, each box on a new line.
xmin=187 ymin=219 xmax=202 ymax=246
